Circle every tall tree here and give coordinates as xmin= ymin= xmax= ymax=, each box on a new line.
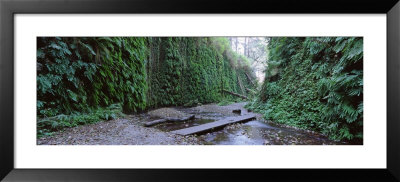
xmin=244 ymin=37 xmax=248 ymax=57
xmin=235 ymin=37 xmax=238 ymax=52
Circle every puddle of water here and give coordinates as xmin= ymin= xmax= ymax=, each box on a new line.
xmin=198 ymin=120 xmax=345 ymax=145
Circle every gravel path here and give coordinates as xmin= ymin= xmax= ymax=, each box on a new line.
xmin=37 ymin=113 xmax=203 ymax=145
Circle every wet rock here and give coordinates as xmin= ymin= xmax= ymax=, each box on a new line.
xmin=232 ymin=109 xmax=241 ymax=114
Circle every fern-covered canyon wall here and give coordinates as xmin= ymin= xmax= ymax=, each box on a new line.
xmin=37 ymin=36 xmax=362 ymax=143
xmin=37 ymin=37 xmax=255 ymax=132
xmin=247 ymin=37 xmax=363 ymax=143
xmin=146 ymin=37 xmax=254 ymax=108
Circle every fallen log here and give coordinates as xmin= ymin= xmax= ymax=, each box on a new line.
xmin=245 ymin=73 xmax=255 ymax=86
xmin=144 ymin=115 xmax=195 ymax=127
xmin=222 ymin=89 xmax=248 ymax=99
xmin=144 ymin=118 xmax=167 ymax=127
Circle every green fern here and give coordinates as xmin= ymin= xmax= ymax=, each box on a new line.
xmin=250 ymin=37 xmax=363 ymax=143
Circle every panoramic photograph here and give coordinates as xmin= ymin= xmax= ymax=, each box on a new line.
xmin=36 ymin=37 xmax=363 ymax=145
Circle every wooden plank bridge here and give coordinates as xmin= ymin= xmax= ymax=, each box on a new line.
xmin=170 ymin=114 xmax=256 ymax=136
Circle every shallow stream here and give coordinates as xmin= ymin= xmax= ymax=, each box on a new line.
xmin=152 ymin=107 xmax=346 ymax=145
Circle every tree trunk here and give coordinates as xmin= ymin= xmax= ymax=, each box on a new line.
xmin=237 ymin=75 xmax=245 ymax=95
xmin=244 ymin=37 xmax=248 ymax=56
xmin=245 ymin=73 xmax=255 ymax=86
xmin=222 ymin=89 xmax=248 ymax=99
xmin=235 ymin=38 xmax=238 ymax=52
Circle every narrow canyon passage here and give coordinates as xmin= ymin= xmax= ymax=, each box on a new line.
xmin=37 ymin=37 xmax=363 ymax=145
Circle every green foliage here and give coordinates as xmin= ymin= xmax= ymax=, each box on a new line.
xmin=37 ymin=37 xmax=255 ymax=135
xmin=37 ymin=37 xmax=147 ymax=116
xmin=37 ymin=103 xmax=124 ymax=138
xmin=248 ymin=37 xmax=363 ymax=143
xmin=146 ymin=37 xmax=255 ymax=108
xmin=183 ymin=99 xmax=199 ymax=107
xmin=218 ymin=100 xmax=234 ymax=106
xmin=90 ymin=37 xmax=148 ymax=113
xmin=37 ymin=37 xmax=147 ymax=136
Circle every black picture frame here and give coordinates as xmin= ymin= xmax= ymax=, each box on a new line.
xmin=1 ymin=0 xmax=399 ymax=181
